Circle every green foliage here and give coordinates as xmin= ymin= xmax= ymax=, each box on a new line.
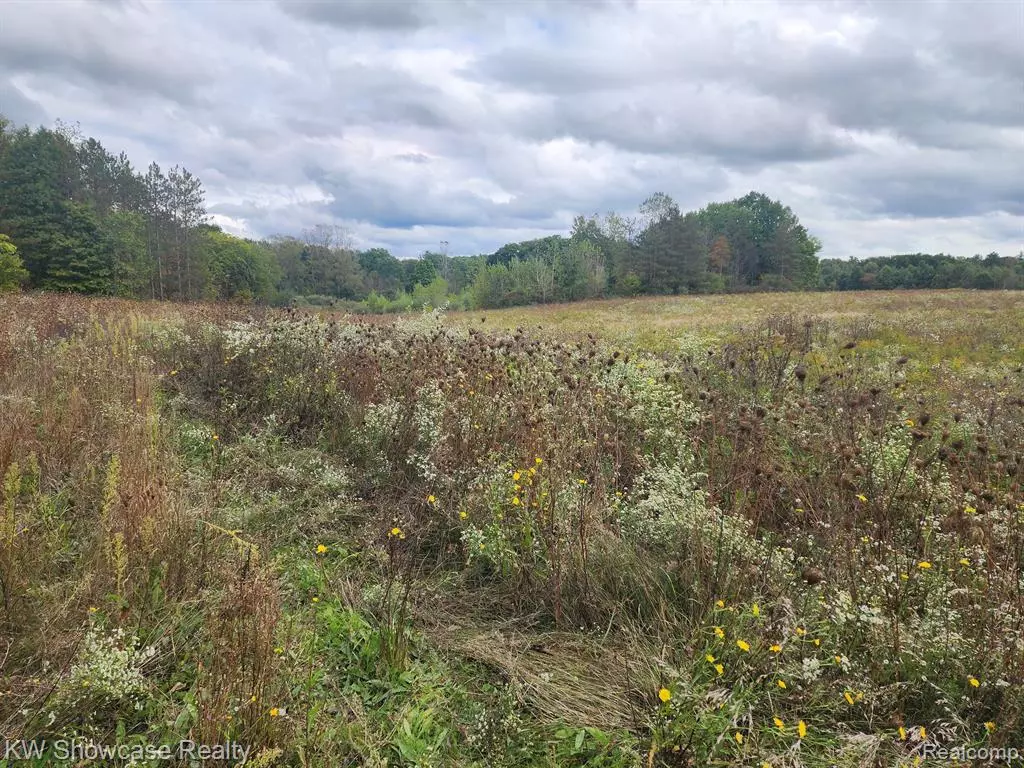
xmin=198 ymin=227 xmax=279 ymax=301
xmin=0 ymin=233 xmax=29 ymax=291
xmin=819 ymin=252 xmax=1024 ymax=291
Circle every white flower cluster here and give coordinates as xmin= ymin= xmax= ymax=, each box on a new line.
xmin=67 ymin=626 xmax=156 ymax=704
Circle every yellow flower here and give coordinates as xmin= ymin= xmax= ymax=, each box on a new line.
xmin=714 ymin=626 xmax=725 ymax=639
xmin=900 ymin=572 xmax=909 ymax=581
xmin=427 ymin=494 xmax=436 ymax=504
xmin=770 ymin=644 xmax=782 ymax=653
xmin=777 ymin=680 xmax=787 ymax=689
xmin=714 ymin=663 xmax=724 ymax=675
xmin=269 ymin=707 xmax=280 ymax=717
xmin=899 ymin=726 xmax=906 ymax=740
xmin=716 ymin=599 xmax=725 ymax=608
xmin=212 ymin=434 xmax=219 ymax=441
xmin=959 ymin=558 xmax=970 ymax=566
xmin=736 ymin=639 xmax=751 ymax=652
xmin=773 ymin=717 xmax=785 ymax=731
xmin=658 ymin=687 xmax=671 ymax=703
xmin=459 ymin=510 xmax=468 ymax=519
xmin=968 ymin=677 xmax=980 ymax=688
xmin=964 ymin=505 xmax=976 ymax=514
xmin=578 ymin=479 xmax=587 ymax=485
xmin=250 ymin=695 xmax=257 ymax=703
xmin=88 ymin=606 xmax=98 ymax=614
xmin=274 ymin=647 xmax=283 ymax=654
xmin=535 ymin=457 xmax=543 ymax=465
xmin=797 ymin=720 xmax=807 ymax=739
xmin=316 ymin=544 xmax=327 ymax=554
xmin=169 ymin=369 xmax=179 ymax=376
xmin=856 ymin=494 xmax=868 ymax=502
xmin=752 ymin=603 xmax=760 ymax=617
xmin=919 ymin=727 xmax=926 ymax=739
xmin=844 ymin=691 xmax=855 ymax=705
xmin=918 ymin=561 xmax=932 ymax=569
xmin=985 ymin=722 xmax=996 ymax=733
xmin=734 ymin=732 xmax=744 ymax=745
xmin=311 ymin=597 xmax=319 ymax=603
xmin=705 ymin=654 xmax=716 ymax=663
xmin=835 ymin=655 xmax=843 ymax=664
xmin=512 ymin=496 xmax=521 ymax=506
xmin=795 ymin=627 xmax=806 ymax=636
xmin=512 ymin=472 xmax=521 ymax=481
xmin=390 ymin=526 xmax=402 ymax=537
xmin=813 ymin=638 xmax=821 ymax=647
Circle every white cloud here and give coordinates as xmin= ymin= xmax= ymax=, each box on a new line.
xmin=1 ymin=0 xmax=1020 ymax=258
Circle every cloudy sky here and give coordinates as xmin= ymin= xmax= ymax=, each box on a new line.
xmin=1 ymin=0 xmax=1021 ymax=258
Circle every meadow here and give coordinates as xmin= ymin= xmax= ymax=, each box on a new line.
xmin=0 ymin=289 xmax=1021 ymax=767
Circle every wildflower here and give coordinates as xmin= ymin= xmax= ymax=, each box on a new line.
xmin=88 ymin=606 xmax=98 ymax=614
xmin=797 ymin=720 xmax=807 ymax=739
xmin=965 ymin=505 xmax=977 ymax=515
xmin=968 ymin=677 xmax=980 ymax=688
xmin=390 ymin=526 xmax=403 ymax=537
xmin=959 ymin=558 xmax=970 ymax=566
xmin=705 ymin=654 xmax=716 ymax=663
xmin=250 ymin=695 xmax=257 ymax=703
xmin=899 ymin=726 xmax=906 ymax=740
xmin=512 ymin=496 xmax=521 ymax=506
xmin=716 ymin=599 xmax=725 ymax=608
xmin=170 ymin=369 xmax=179 ymax=376
xmin=734 ymin=732 xmax=744 ymax=744
xmin=658 ymin=687 xmax=671 ymax=703
xmin=714 ymin=663 xmax=724 ymax=675
xmin=919 ymin=727 xmax=926 ymax=739
xmin=512 ymin=472 xmax=521 ymax=481
xmin=269 ymin=707 xmax=280 ymax=717
xmin=535 ymin=457 xmax=543 ymax=465
xmin=459 ymin=510 xmax=467 ymax=519
xmin=714 ymin=626 xmax=725 ymax=639
xmin=427 ymin=495 xmax=436 ymax=504
xmin=316 ymin=544 xmax=327 ymax=555
xmin=736 ymin=640 xmax=751 ymax=652
xmin=985 ymin=722 xmax=996 ymax=733
xmin=752 ymin=603 xmax=760 ymax=617
xmin=856 ymin=494 xmax=868 ymax=502
xmin=900 ymin=572 xmax=909 ymax=581
xmin=917 ymin=561 xmax=932 ymax=569
xmin=311 ymin=597 xmax=319 ymax=603
xmin=774 ymin=717 xmax=785 ymax=731
xmin=578 ymin=479 xmax=587 ymax=486
xmin=212 ymin=434 xmax=219 ymax=441
xmin=274 ymin=647 xmax=283 ymax=654
xmin=777 ymin=680 xmax=787 ymax=689
xmin=795 ymin=627 xmax=806 ymax=636
xmin=770 ymin=644 xmax=782 ymax=653
xmin=844 ymin=691 xmax=855 ymax=705
xmin=813 ymin=638 xmax=821 ymax=647
xmin=834 ymin=655 xmax=843 ymax=664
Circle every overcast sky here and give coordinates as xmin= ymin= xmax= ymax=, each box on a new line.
xmin=1 ymin=0 xmax=1021 ymax=258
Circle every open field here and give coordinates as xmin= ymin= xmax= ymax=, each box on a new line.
xmin=0 ymin=290 xmax=1022 ymax=767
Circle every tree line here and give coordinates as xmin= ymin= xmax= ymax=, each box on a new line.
xmin=1 ymin=115 xmax=1020 ymax=303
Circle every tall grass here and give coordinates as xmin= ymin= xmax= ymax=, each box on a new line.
xmin=1 ymin=291 xmax=1020 ymax=766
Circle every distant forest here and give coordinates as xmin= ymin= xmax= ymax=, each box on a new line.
xmin=1 ymin=116 xmax=1021 ymax=306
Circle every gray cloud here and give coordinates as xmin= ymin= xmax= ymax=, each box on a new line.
xmin=0 ymin=0 xmax=1020 ymax=258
